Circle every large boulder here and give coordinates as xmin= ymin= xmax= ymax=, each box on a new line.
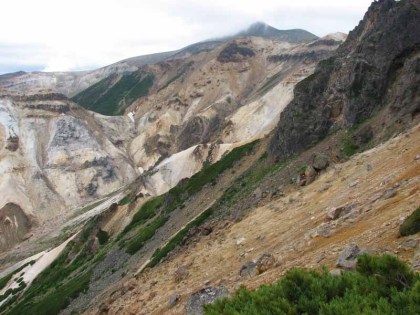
xmin=256 ymin=253 xmax=277 ymax=274
xmin=312 ymin=153 xmax=329 ymax=171
xmin=336 ymin=243 xmax=368 ymax=270
xmin=186 ymin=286 xmax=230 ymax=315
xmin=239 ymin=261 xmax=258 ymax=277
xmin=327 ymin=204 xmax=355 ymax=220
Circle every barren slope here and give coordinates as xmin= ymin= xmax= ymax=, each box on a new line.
xmin=91 ymin=123 xmax=420 ymax=315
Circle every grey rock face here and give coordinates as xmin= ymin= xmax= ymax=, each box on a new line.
xmin=327 ymin=204 xmax=355 ymax=220
xmin=336 ymin=243 xmax=368 ymax=270
xmin=186 ymin=286 xmax=230 ymax=315
xmin=270 ymin=0 xmax=420 ymax=158
xmin=239 ymin=261 xmax=258 ymax=277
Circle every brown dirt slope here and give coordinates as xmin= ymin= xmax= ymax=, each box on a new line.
xmin=87 ymin=124 xmax=420 ymax=315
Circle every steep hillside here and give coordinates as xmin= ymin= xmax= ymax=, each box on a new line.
xmin=0 ymin=1 xmax=418 ymax=314
xmin=0 ymin=33 xmax=342 ymax=268
xmin=86 ymin=121 xmax=420 ymax=315
xmin=126 ymin=35 xmax=341 ymax=171
xmin=270 ymin=0 xmax=420 ymax=158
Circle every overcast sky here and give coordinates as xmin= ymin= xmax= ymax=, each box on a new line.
xmin=0 ymin=0 xmax=373 ymax=74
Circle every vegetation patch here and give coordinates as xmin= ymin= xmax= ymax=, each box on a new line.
xmin=125 ymin=215 xmax=169 ymax=254
xmin=96 ymin=229 xmax=110 ymax=245
xmin=6 ymin=270 xmax=92 ymax=315
xmin=0 ymin=261 xmax=33 ymax=291
xmin=400 ymin=207 xmax=420 ymax=236
xmin=118 ymin=192 xmax=136 ymax=206
xmin=3 ymin=221 xmax=98 ymax=314
xmin=72 ymin=71 xmax=154 ymax=116
xmin=204 ymin=254 xmax=420 ymax=315
xmin=122 ymin=195 xmax=165 ymax=235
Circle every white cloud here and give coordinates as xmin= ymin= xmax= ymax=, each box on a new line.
xmin=0 ymin=0 xmax=372 ymax=73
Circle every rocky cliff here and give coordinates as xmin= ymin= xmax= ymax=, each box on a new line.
xmin=0 ymin=92 xmax=137 ymax=252
xmin=269 ymin=0 xmax=420 ymax=157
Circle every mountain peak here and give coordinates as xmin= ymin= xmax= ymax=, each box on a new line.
xmin=236 ymin=22 xmax=318 ymax=43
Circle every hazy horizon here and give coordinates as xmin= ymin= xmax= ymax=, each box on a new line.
xmin=0 ymin=0 xmax=373 ymax=74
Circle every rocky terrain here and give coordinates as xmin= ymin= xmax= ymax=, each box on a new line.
xmin=0 ymin=24 xmax=342 ymax=262
xmin=0 ymin=1 xmax=418 ymax=314
xmin=270 ymin=0 xmax=420 ymax=158
xmin=0 ymin=92 xmax=137 ymax=253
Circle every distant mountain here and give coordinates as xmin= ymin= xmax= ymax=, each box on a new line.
xmin=236 ymin=22 xmax=318 ymax=43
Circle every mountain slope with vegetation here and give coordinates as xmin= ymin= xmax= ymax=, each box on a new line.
xmin=0 ymin=1 xmax=419 ymax=315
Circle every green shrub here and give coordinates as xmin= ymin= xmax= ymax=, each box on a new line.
xmin=204 ymin=254 xmax=420 ymax=315
xmin=400 ymin=208 xmax=420 ymax=236
xmin=341 ymin=136 xmax=358 ymax=157
xmin=96 ymin=229 xmax=110 ymax=245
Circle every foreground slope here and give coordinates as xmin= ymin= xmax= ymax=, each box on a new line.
xmin=87 ymin=117 xmax=420 ymax=315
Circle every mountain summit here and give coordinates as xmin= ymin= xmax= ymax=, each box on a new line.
xmin=236 ymin=21 xmax=318 ymax=43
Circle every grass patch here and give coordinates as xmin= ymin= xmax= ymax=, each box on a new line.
xmin=72 ymin=71 xmax=154 ymax=116
xmin=125 ymin=215 xmax=169 ymax=254
xmin=147 ymin=207 xmax=214 ymax=268
xmin=400 ymin=207 xmax=420 ymax=237
xmin=122 ymin=195 xmax=165 ymax=235
xmin=118 ymin=192 xmax=136 ymax=206
xmin=3 ymin=221 xmax=98 ymax=314
xmin=121 ymin=141 xmax=258 ymax=240
xmin=204 ymin=254 xmax=420 ymax=315
xmin=341 ymin=136 xmax=359 ymax=157
xmin=7 ymin=270 xmax=92 ymax=315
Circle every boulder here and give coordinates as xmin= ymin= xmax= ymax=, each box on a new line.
xmin=327 ymin=204 xmax=355 ymax=220
xmin=185 ymin=286 xmax=230 ymax=315
xmin=312 ymin=153 xmax=329 ymax=171
xmin=256 ymin=253 xmax=276 ymax=274
xmin=336 ymin=243 xmax=368 ymax=270
xmin=239 ymin=261 xmax=258 ymax=277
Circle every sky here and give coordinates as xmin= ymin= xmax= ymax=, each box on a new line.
xmin=0 ymin=0 xmax=373 ymax=74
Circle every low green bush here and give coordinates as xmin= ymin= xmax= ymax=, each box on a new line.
xmin=204 ymin=254 xmax=420 ymax=315
xmin=96 ymin=229 xmax=110 ymax=245
xmin=400 ymin=207 xmax=420 ymax=237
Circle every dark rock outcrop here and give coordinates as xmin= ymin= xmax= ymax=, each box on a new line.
xmin=270 ymin=0 xmax=420 ymax=158
xmin=186 ymin=286 xmax=229 ymax=315
xmin=217 ymin=43 xmax=255 ymax=63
